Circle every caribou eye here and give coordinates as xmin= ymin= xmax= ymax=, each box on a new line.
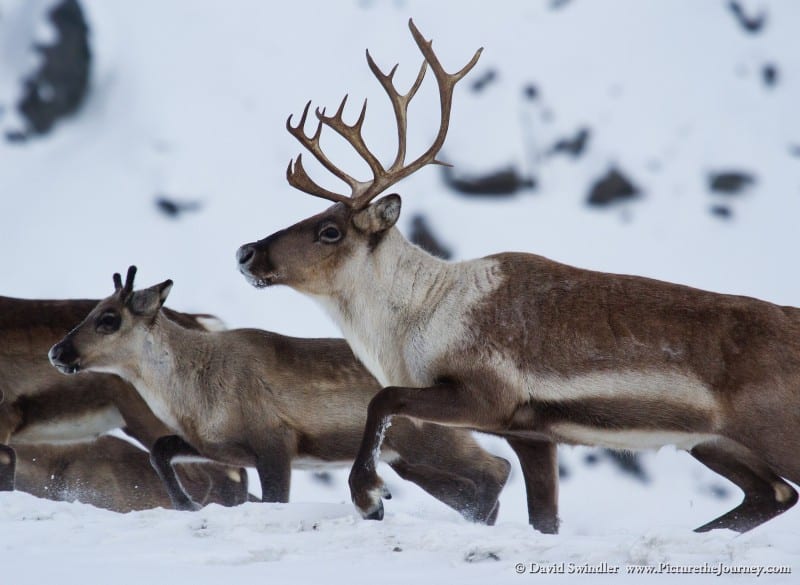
xmin=319 ymin=225 xmax=342 ymax=244
xmin=95 ymin=311 xmax=121 ymax=334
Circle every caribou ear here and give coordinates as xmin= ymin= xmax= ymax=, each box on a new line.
xmin=129 ymin=280 xmax=173 ymax=316
xmin=353 ymin=194 xmax=401 ymax=233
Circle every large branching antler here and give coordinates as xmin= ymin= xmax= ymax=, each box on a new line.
xmin=286 ymin=19 xmax=482 ymax=210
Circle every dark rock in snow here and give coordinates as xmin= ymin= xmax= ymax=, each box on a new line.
xmin=549 ymin=127 xmax=591 ymax=158
xmin=523 ymin=84 xmax=539 ymax=101
xmin=762 ymin=63 xmax=778 ymax=88
xmin=5 ymin=130 xmax=28 ymax=143
xmin=709 ymin=484 xmax=730 ymax=500
xmin=549 ymin=0 xmax=573 ymax=10
xmin=15 ymin=0 xmax=91 ymax=138
xmin=582 ymin=449 xmax=648 ymax=482
xmin=155 ymin=196 xmax=203 ymax=219
xmin=471 ymin=69 xmax=498 ymax=93
xmin=604 ymin=450 xmax=649 ymax=483
xmin=558 ymin=463 xmax=570 ymax=479
xmin=708 ymin=171 xmax=756 ymax=194
xmin=442 ymin=165 xmax=536 ymax=197
xmin=311 ymin=471 xmax=334 ymax=486
xmin=728 ymin=1 xmax=767 ymax=35
xmin=587 ymin=167 xmax=640 ymax=207
xmin=710 ymin=205 xmax=733 ymax=219
xmin=408 ymin=214 xmax=453 ymax=260
xmin=789 ymin=144 xmax=800 ymax=158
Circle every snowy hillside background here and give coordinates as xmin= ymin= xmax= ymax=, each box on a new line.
xmin=1 ymin=0 xmax=799 ymax=583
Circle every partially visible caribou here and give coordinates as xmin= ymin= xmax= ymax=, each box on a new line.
xmin=12 ymin=435 xmax=249 ymax=512
xmin=49 ymin=267 xmax=510 ymax=522
xmin=0 ymin=295 xmax=249 ymax=507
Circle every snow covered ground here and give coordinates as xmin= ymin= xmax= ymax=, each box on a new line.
xmin=1 ymin=0 xmax=799 ymax=582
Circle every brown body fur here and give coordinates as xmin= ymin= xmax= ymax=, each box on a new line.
xmin=477 ymin=254 xmax=800 ymax=449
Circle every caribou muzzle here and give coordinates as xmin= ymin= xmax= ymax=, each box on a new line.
xmin=48 ymin=339 xmax=81 ymax=374
xmin=236 ymin=240 xmax=278 ymax=288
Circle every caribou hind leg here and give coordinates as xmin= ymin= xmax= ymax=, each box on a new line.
xmin=0 ymin=444 xmax=15 ymax=491
xmin=691 ymin=440 xmax=798 ymax=532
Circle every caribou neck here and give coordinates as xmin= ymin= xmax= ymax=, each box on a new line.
xmin=108 ymin=316 xmax=209 ymax=430
xmin=311 ymin=228 xmax=467 ymax=386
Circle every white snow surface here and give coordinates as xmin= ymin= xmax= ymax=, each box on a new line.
xmin=1 ymin=0 xmax=799 ymax=583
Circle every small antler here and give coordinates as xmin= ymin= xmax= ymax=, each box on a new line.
xmin=113 ymin=266 xmax=137 ymax=298
xmin=286 ymin=19 xmax=482 ymax=210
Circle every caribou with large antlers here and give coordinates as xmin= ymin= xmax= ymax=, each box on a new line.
xmin=237 ymin=19 xmax=800 ymax=532
xmin=48 ymin=267 xmax=510 ymax=520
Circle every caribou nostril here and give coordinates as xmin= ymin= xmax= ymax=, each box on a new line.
xmin=237 ymin=245 xmax=255 ymax=266
xmin=48 ymin=343 xmax=63 ymax=364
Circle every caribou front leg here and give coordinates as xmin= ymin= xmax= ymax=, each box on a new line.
xmin=150 ymin=435 xmax=204 ymax=511
xmin=349 ymin=381 xmax=503 ymax=520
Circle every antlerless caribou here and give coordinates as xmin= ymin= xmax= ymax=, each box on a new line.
xmin=49 ymin=267 xmax=509 ymax=520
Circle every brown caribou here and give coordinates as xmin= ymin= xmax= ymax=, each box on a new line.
xmin=13 ymin=435 xmax=248 ymax=512
xmin=48 ymin=267 xmax=510 ymax=521
xmin=237 ymin=19 xmax=800 ymax=533
xmin=0 ymin=295 xmax=249 ymax=507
